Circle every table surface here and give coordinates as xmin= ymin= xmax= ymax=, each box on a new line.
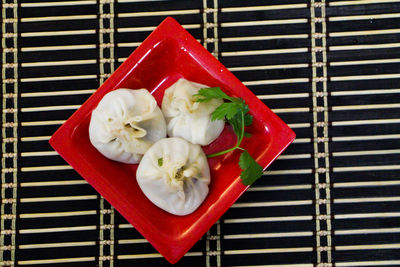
xmin=1 ymin=0 xmax=400 ymax=266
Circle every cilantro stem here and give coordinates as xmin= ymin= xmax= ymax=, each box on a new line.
xmin=207 ymin=110 xmax=246 ymax=158
xmin=195 ymin=87 xmax=264 ymax=185
xmin=238 ymin=110 xmax=245 ymax=145
xmin=207 ymin=146 xmax=238 ymax=158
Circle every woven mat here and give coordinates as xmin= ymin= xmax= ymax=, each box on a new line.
xmin=2 ymin=0 xmax=400 ymax=266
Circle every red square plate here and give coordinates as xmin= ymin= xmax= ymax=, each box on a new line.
xmin=50 ymin=17 xmax=295 ymax=264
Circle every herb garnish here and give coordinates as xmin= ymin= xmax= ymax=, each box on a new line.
xmin=157 ymin=157 xmax=163 ymax=167
xmin=194 ymin=87 xmax=263 ymax=185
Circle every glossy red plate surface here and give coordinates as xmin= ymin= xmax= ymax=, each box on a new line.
xmin=50 ymin=17 xmax=295 ymax=264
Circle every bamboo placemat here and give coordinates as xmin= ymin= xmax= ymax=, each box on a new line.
xmin=2 ymin=0 xmax=400 ymax=266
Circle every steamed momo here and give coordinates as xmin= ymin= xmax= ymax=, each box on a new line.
xmin=162 ymin=78 xmax=224 ymax=146
xmin=89 ymin=89 xmax=166 ymax=164
xmin=136 ymin=137 xmax=210 ymax=216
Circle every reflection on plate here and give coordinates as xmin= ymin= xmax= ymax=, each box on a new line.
xmin=49 ymin=17 xmax=295 ymax=264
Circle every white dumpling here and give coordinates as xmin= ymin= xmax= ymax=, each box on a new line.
xmin=136 ymin=137 xmax=210 ymax=216
xmin=89 ymin=88 xmax=166 ymax=164
xmin=161 ymin=78 xmax=225 ymax=146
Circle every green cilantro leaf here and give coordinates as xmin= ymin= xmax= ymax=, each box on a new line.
xmin=228 ymin=120 xmax=242 ymax=137
xmin=157 ymin=158 xmax=163 ymax=167
xmin=233 ymin=98 xmax=248 ymax=111
xmin=227 ymin=115 xmax=242 ymax=138
xmin=239 ymin=151 xmax=263 ymax=186
xmin=243 ymin=131 xmax=252 ymax=138
xmin=244 ymin=113 xmax=253 ymax=126
xmin=194 ymin=87 xmax=232 ymax=102
xmin=194 ymin=87 xmax=264 ymax=185
xmin=211 ymin=102 xmax=240 ymax=121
